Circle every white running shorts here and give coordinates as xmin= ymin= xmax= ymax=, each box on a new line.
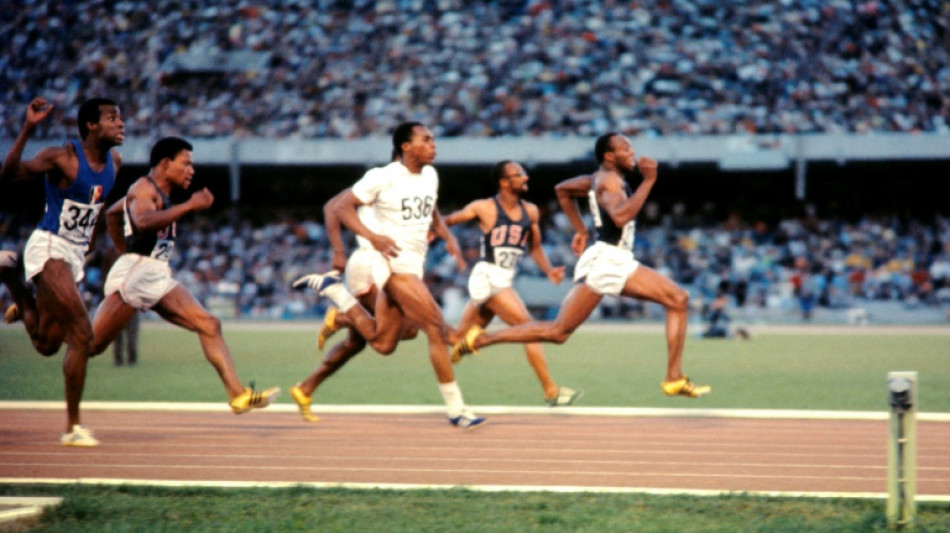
xmin=387 ymin=248 xmax=425 ymax=280
xmin=467 ymin=261 xmax=516 ymax=305
xmin=344 ymin=248 xmax=391 ymax=296
xmin=573 ymin=241 xmax=640 ymax=297
xmin=104 ymin=254 xmax=178 ymax=309
xmin=23 ymin=230 xmax=87 ymax=283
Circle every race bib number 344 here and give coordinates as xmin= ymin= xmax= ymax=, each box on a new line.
xmin=58 ymin=199 xmax=102 ymax=243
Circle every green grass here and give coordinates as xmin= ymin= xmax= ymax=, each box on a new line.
xmin=1 ymin=484 xmax=949 ymax=533
xmin=2 ymin=323 xmax=949 ymax=411
xmin=2 ymin=323 xmax=949 ymax=532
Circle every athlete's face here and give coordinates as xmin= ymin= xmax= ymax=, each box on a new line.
xmin=93 ymin=105 xmax=125 ymax=145
xmin=166 ymin=150 xmax=195 ymax=190
xmin=402 ymin=126 xmax=436 ymax=166
xmin=502 ymin=162 xmax=529 ymax=194
xmin=607 ymin=135 xmax=636 ymax=172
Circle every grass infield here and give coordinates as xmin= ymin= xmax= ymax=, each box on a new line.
xmin=1 ymin=321 xmax=949 ymax=531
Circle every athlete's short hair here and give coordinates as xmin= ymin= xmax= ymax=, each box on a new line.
xmin=490 ymin=160 xmax=515 ymax=190
xmin=594 ymin=132 xmax=621 ymax=164
xmin=392 ymin=121 xmax=424 ymax=158
xmin=150 ymin=137 xmax=193 ymax=167
xmin=77 ymin=98 xmax=117 ymax=140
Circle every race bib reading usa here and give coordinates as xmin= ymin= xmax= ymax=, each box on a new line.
xmin=58 ymin=199 xmax=102 ymax=243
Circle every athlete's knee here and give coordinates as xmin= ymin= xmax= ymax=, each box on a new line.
xmin=33 ymin=338 xmax=62 ymax=357
xmin=370 ymin=338 xmax=398 ymax=355
xmin=670 ymin=288 xmax=690 ymax=313
xmin=548 ymin=328 xmax=572 ymax=344
xmin=195 ymin=314 xmax=222 ymax=337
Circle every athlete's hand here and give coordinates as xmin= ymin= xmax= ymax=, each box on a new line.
xmin=445 ymin=239 xmax=466 ymax=272
xmin=571 ymin=231 xmax=589 ymax=256
xmin=638 ymin=157 xmax=658 ymax=181
xmin=25 ymin=97 xmax=53 ymax=129
xmin=547 ymin=266 xmax=566 ymax=285
xmin=370 ymin=234 xmax=400 ymax=257
xmin=188 ymin=188 xmax=214 ymax=211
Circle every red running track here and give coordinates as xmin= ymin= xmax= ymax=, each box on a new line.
xmin=1 ymin=409 xmax=949 ymax=496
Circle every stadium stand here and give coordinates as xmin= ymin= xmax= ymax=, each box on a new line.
xmin=2 ymin=0 xmax=948 ymax=139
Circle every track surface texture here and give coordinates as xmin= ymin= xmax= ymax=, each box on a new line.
xmin=1 ymin=407 xmax=948 ymax=497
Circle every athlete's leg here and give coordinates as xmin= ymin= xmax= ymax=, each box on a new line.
xmin=384 ymin=273 xmax=455 ymax=383
xmin=90 ymin=292 xmax=138 ymax=355
xmin=297 ymin=329 xmax=367 ymax=396
xmin=152 ymin=285 xmax=244 ymax=399
xmin=472 ymin=284 xmax=602 ymax=349
xmin=2 ymin=261 xmax=66 ymax=356
xmin=33 ymin=261 xmax=94 ymax=431
xmin=484 ymin=288 xmax=559 ymax=400
xmin=620 ymin=265 xmax=690 ymax=382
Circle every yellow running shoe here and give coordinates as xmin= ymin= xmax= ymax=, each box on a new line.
xmin=450 ymin=325 xmax=483 ymax=363
xmin=290 ymin=385 xmax=319 ymax=423
xmin=230 ymin=383 xmax=281 ymax=414
xmin=661 ymin=376 xmax=711 ymax=398
xmin=317 ymin=307 xmax=341 ymax=351
xmin=3 ymin=304 xmax=20 ymax=324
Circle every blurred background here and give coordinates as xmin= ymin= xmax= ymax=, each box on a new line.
xmin=2 ymin=0 xmax=948 ymax=326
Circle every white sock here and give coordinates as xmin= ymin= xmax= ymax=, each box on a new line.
xmin=438 ymin=381 xmax=466 ymax=418
xmin=323 ymin=283 xmax=357 ymax=312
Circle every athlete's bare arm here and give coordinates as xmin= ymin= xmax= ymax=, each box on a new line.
xmin=443 ymin=198 xmax=495 ymax=233
xmin=125 ymin=178 xmax=213 ymax=233
xmin=105 ymin=197 xmax=127 ymax=254
xmin=525 ymin=202 xmax=565 ymax=285
xmin=431 ymin=209 xmax=466 ymax=270
xmin=554 ymin=174 xmax=592 ymax=256
xmin=332 ymin=189 xmax=398 ymax=257
xmin=597 ymin=157 xmax=658 ymax=228
xmin=323 ymin=188 xmax=350 ymax=271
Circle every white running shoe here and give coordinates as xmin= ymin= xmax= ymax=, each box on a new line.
xmin=61 ymin=425 xmax=99 ymax=447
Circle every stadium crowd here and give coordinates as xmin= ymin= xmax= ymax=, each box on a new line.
xmin=3 ymin=208 xmax=948 ymax=323
xmin=2 ymin=0 xmax=948 ymax=140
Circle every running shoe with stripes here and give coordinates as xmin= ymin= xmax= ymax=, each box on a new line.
xmin=450 ymin=325 xmax=483 ymax=363
xmin=317 ymin=307 xmax=341 ymax=351
xmin=291 ymin=270 xmax=343 ymax=296
xmin=661 ymin=376 xmax=711 ymax=398
xmin=448 ymin=411 xmax=487 ymax=430
xmin=230 ymin=383 xmax=281 ymax=414
xmin=290 ymin=384 xmax=319 ymax=423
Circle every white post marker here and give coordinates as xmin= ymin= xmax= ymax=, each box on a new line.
xmin=886 ymin=371 xmax=917 ymax=530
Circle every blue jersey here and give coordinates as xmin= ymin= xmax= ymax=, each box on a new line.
xmin=38 ymin=140 xmax=115 ymax=245
xmin=479 ymin=197 xmax=531 ymax=271
xmin=123 ymin=177 xmax=177 ymax=261
xmin=588 ymin=180 xmax=636 ymax=251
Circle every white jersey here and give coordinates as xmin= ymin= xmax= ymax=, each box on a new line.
xmin=351 ymin=161 xmax=438 ymax=257
xmin=354 ymin=204 xmax=378 ymax=251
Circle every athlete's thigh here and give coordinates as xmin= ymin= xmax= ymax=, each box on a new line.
xmin=485 ymin=288 xmax=532 ymax=326
xmin=458 ymin=300 xmax=494 ymax=333
xmin=622 ymin=265 xmax=680 ymax=306
xmin=552 ymin=283 xmax=602 ymax=333
xmin=152 ymin=285 xmax=215 ymax=331
xmin=385 ymin=274 xmax=442 ymax=326
xmin=34 ymin=260 xmax=88 ymax=331
xmin=372 ymin=287 xmax=405 ymax=346
xmin=92 ymin=293 xmax=138 ymax=350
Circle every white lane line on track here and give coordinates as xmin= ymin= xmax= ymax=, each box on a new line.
xmin=2 ymin=401 xmax=949 ymax=421
xmin=2 ymin=477 xmax=950 ymax=502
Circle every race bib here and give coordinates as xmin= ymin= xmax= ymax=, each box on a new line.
xmin=58 ymin=199 xmax=102 ymax=243
xmin=493 ymin=247 xmax=524 ymax=270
